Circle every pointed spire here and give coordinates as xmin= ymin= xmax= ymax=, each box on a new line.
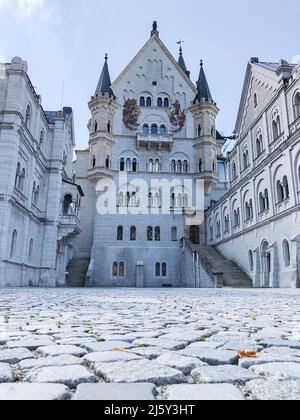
xmin=178 ymin=46 xmax=188 ymax=73
xmin=95 ymin=54 xmax=115 ymax=99
xmin=194 ymin=60 xmax=213 ymax=103
xmin=151 ymin=21 xmax=159 ymax=37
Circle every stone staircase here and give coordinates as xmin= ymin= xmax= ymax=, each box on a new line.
xmin=66 ymin=258 xmax=90 ymax=288
xmin=198 ymin=245 xmax=252 ymax=288
xmin=188 ymin=241 xmax=252 ymax=288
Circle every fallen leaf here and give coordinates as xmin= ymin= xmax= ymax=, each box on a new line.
xmin=237 ymin=349 xmax=258 ymax=359
xmin=112 ymin=348 xmax=124 ymax=352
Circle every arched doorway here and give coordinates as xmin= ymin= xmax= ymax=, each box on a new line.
xmin=261 ymin=241 xmax=271 ymax=287
xmin=189 ymin=226 xmax=200 ymax=245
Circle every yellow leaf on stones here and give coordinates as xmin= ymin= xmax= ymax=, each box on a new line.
xmin=237 ymin=349 xmax=258 ymax=359
xmin=251 ymin=315 xmax=257 ymax=321
xmin=112 ymin=348 xmax=124 ymax=352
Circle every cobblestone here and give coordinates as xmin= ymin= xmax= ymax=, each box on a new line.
xmin=0 ymin=288 xmax=300 ymax=400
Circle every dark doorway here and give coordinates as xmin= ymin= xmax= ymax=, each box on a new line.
xmin=189 ymin=226 xmax=200 ymax=245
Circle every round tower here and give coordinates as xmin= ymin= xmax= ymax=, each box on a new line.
xmin=189 ymin=61 xmax=219 ymax=195
xmin=88 ymin=55 xmax=118 ymax=182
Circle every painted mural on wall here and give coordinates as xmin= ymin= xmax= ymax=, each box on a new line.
xmin=123 ymin=98 xmax=141 ymax=130
xmin=168 ymin=100 xmax=186 ymax=132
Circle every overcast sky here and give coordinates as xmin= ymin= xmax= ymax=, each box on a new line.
xmin=1 ymin=0 xmax=299 ymax=150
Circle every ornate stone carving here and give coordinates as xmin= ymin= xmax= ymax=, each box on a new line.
xmin=123 ymin=98 xmax=141 ymax=130
xmin=168 ymin=100 xmax=186 ymax=132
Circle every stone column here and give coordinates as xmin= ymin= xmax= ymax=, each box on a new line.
xmin=253 ymin=247 xmax=261 ymax=288
xmin=269 ymin=241 xmax=280 ymax=288
xmin=291 ymin=235 xmax=300 ymax=288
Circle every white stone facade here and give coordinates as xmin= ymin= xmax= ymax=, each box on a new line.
xmin=0 ymin=57 xmax=83 ymax=287
xmin=206 ymin=59 xmax=300 ymax=288
xmin=73 ymin=28 xmax=227 ymax=288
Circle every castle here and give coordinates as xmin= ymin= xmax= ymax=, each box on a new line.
xmin=0 ymin=22 xmax=299 ymax=288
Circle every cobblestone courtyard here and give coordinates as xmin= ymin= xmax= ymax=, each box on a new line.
xmin=0 ymin=288 xmax=300 ymax=400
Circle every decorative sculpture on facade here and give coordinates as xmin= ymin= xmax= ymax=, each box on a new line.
xmin=168 ymin=100 xmax=186 ymax=132
xmin=123 ymin=98 xmax=141 ymax=130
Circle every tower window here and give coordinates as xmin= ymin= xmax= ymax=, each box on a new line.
xmin=117 ymin=226 xmax=123 ymax=241
xmin=143 ymin=124 xmax=149 ymax=135
xmin=130 ymin=226 xmax=137 ymax=241
xmin=146 ymin=97 xmax=152 ymax=107
xmin=140 ymin=97 xmax=145 ymax=107
xmin=164 ymin=98 xmax=169 ymax=108
xmin=151 ymin=124 xmax=158 ymax=135
xmin=120 ymin=158 xmax=125 ymax=171
xmin=157 ymin=98 xmax=163 ymax=107
xmin=160 ymin=125 xmax=166 ymax=136
xmin=147 ymin=226 xmax=153 ymax=241
xmin=155 ymin=226 xmax=161 ymax=241
xmin=92 ymin=155 xmax=96 ymax=168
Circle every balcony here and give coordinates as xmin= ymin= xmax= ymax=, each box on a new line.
xmin=137 ymin=131 xmax=174 ymax=151
xmin=269 ymin=132 xmax=286 ymax=153
xmin=289 ymin=116 xmax=300 ymax=136
xmin=58 ymin=214 xmax=81 ymax=241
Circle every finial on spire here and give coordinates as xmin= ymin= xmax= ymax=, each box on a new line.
xmin=194 ymin=60 xmax=213 ymax=103
xmin=94 ymin=54 xmax=115 ymax=99
xmin=151 ymin=21 xmax=159 ymax=37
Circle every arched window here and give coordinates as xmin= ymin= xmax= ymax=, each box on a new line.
xmin=120 ymin=158 xmax=125 ymax=171
xmin=106 ymin=156 xmax=110 ymax=169
xmin=63 ymin=194 xmax=73 ymax=215
xmin=28 ymin=239 xmax=34 ymax=263
xmin=34 ymin=185 xmax=40 ymax=205
xmin=171 ymin=227 xmax=177 ymax=242
xmin=151 ymin=124 xmax=158 ymax=135
xmin=177 ymin=160 xmax=182 ymax=173
xmin=157 ymin=98 xmax=163 ymax=107
xmin=283 ymin=176 xmax=289 ymax=199
xmin=92 ymin=155 xmax=96 ymax=168
xmin=155 ymin=226 xmax=161 ymax=241
xmin=156 ymin=263 xmax=161 ymax=277
xmin=259 ymin=192 xmax=265 ymax=213
xmin=39 ymin=130 xmax=45 ymax=148
xmin=25 ymin=104 xmax=31 ymax=127
xmin=94 ymin=121 xmax=98 ymax=132
xmin=146 ymin=97 xmax=152 ymax=107
xmin=155 ymin=159 xmax=160 ymax=173
xmin=164 ymin=98 xmax=169 ymax=108
xmin=130 ymin=226 xmax=137 ymax=241
xmin=282 ymin=240 xmax=291 ymax=267
xmin=199 ymin=159 xmax=203 ymax=173
xmin=113 ymin=262 xmax=118 ymax=276
xmin=119 ymin=262 xmax=125 ymax=277
xmin=256 ymin=135 xmax=263 ymax=156
xmin=183 ymin=160 xmax=188 ymax=173
xmin=293 ymin=92 xmax=300 ymax=120
xmin=272 ymin=115 xmax=281 ymax=140
xmin=147 ymin=226 xmax=153 ymax=241
xmin=249 ymin=250 xmax=254 ymax=271
xmin=171 ymin=160 xmax=176 ymax=173
xmin=107 ymin=121 xmax=111 ymax=133
xmin=15 ymin=163 xmax=21 ymax=188
xmin=143 ymin=124 xmax=149 ymax=135
xmin=117 ymin=226 xmax=123 ymax=241
xmin=162 ymin=263 xmax=167 ymax=277
xmin=232 ymin=162 xmax=237 ymax=180
xmin=243 ymin=151 xmax=249 ymax=170
xmin=160 ymin=125 xmax=166 ymax=136
xmin=197 ymin=125 xmax=202 ymax=137
xmin=18 ymin=168 xmax=26 ymax=191
xmin=132 ymin=158 xmax=138 ymax=172
xmin=224 ymin=215 xmax=230 ymax=233
xmin=126 ymin=158 xmax=132 ymax=172
xmin=254 ymin=93 xmax=258 ymax=109
xmin=234 ymin=208 xmax=240 ymax=227
xmin=10 ymin=230 xmax=17 ymax=259
xmin=140 ymin=97 xmax=145 ymax=107
xmin=277 ymin=180 xmax=285 ymax=203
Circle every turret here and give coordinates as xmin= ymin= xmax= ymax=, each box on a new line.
xmin=87 ymin=54 xmax=118 ymax=182
xmin=189 ymin=61 xmax=219 ymax=194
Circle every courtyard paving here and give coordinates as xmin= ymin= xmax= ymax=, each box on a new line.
xmin=0 ymin=288 xmax=300 ymax=400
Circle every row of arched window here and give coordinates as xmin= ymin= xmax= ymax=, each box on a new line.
xmin=139 ymin=97 xmax=170 ymax=108
xmin=10 ymin=230 xmax=34 ymax=263
xmin=112 ymin=261 xmax=168 ymax=277
xmin=210 ymin=176 xmax=290 ymax=239
xmin=116 ymin=226 xmax=178 ymax=242
xmin=142 ymin=124 xmax=167 ymax=136
xmin=248 ymin=239 xmax=291 ymax=273
xmin=93 ymin=120 xmax=111 ymax=134
xmin=254 ymin=91 xmax=300 ymax=122
xmin=118 ymin=189 xmax=190 ymax=209
xmin=119 ymin=158 xmax=190 ymax=173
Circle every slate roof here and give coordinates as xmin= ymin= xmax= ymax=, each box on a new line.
xmin=194 ymin=61 xmax=213 ymax=103
xmin=95 ymin=54 xmax=115 ymax=98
